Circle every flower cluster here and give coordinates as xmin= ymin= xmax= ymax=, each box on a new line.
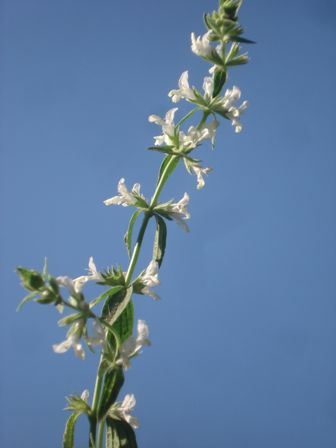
xmin=148 ymin=108 xmax=217 ymax=151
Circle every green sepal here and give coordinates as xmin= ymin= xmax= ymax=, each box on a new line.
xmin=97 ymin=367 xmax=125 ymax=421
xmin=153 ymin=215 xmax=167 ymax=267
xmin=16 ymin=267 xmax=45 ymax=291
xmin=213 ymin=69 xmax=227 ymax=97
xmin=124 ymin=210 xmax=142 ymax=258
xmin=63 ymin=412 xmax=81 ymax=448
xmin=65 ymin=394 xmax=91 ymax=414
xmin=106 ymin=417 xmax=137 ymax=448
xmin=100 ymin=267 xmax=126 ymax=288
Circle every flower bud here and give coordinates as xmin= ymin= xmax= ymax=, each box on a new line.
xmin=17 ymin=267 xmax=45 ymax=291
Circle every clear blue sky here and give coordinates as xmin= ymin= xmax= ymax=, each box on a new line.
xmin=1 ymin=1 xmax=336 ymax=447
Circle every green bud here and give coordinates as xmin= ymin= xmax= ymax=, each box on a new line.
xmin=49 ymin=277 xmax=60 ymax=295
xmin=17 ymin=267 xmax=45 ymax=291
xmin=36 ymin=289 xmax=56 ymax=304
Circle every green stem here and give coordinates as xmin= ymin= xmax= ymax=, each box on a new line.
xmin=89 ymin=354 xmax=104 ymax=447
xmin=97 ymin=420 xmax=105 ymax=448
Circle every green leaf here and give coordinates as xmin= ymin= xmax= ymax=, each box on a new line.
xmin=147 ymin=146 xmax=177 ymax=156
xmin=101 ymin=286 xmax=133 ymax=328
xmin=97 ymin=368 xmax=125 ymax=421
xmin=90 ymin=286 xmax=124 ymax=309
xmin=153 ymin=216 xmax=167 ymax=267
xmin=231 ymin=36 xmax=256 ymax=44
xmin=226 ymin=54 xmax=249 ymax=66
xmin=63 ymin=412 xmax=81 ymax=448
xmin=156 ymin=155 xmax=179 ymax=187
xmin=124 ymin=210 xmax=142 ymax=258
xmin=106 ymin=417 xmax=137 ymax=448
xmin=112 ymin=300 xmax=134 ymax=344
xmin=203 ymin=13 xmax=212 ymax=30
xmin=16 ymin=291 xmax=37 ymax=312
xmin=213 ymin=69 xmax=227 ymax=97
xmin=58 ymin=312 xmax=82 ymax=327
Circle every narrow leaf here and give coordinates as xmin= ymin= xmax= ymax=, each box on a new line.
xmin=90 ymin=286 xmax=124 ymax=309
xmin=63 ymin=412 xmax=81 ymax=448
xmin=153 ymin=216 xmax=167 ymax=267
xmin=16 ymin=291 xmax=37 ymax=312
xmin=112 ymin=300 xmax=134 ymax=344
xmin=98 ymin=368 xmax=125 ymax=421
xmin=124 ymin=210 xmax=142 ymax=258
xmin=213 ymin=69 xmax=227 ymax=97
xmin=156 ymin=155 xmax=173 ymax=186
xmin=101 ymin=286 xmax=133 ymax=327
xmin=231 ymin=36 xmax=256 ymax=44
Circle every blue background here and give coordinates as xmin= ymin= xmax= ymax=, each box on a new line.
xmin=1 ymin=0 xmax=336 ymax=447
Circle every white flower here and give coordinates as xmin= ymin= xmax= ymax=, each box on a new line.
xmin=87 ymin=257 xmax=104 ymax=282
xmin=87 ymin=319 xmax=105 ymax=347
xmin=191 ymin=31 xmax=213 ymax=58
xmin=104 ymin=178 xmax=144 ymax=207
xmin=179 ymin=122 xmax=216 ymax=150
xmin=141 ymin=260 xmax=160 ymax=300
xmin=113 ymin=394 xmax=139 ymax=429
xmin=52 ymin=321 xmax=86 ymax=360
xmin=56 ymin=257 xmax=103 ymax=298
xmin=148 ymin=108 xmax=178 ymax=146
xmin=116 ymin=320 xmax=150 ymax=370
xmin=168 ymin=71 xmax=197 ymax=103
xmin=160 ymin=192 xmax=191 ymax=232
xmin=189 ymin=163 xmax=212 ymax=190
xmin=202 ymin=75 xmax=214 ymax=99
xmin=56 ymin=276 xmax=82 ymax=296
xmin=220 ymin=86 xmax=248 ymax=133
xmin=168 ymin=71 xmax=215 ymax=104
xmin=81 ymin=389 xmax=89 ymax=402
